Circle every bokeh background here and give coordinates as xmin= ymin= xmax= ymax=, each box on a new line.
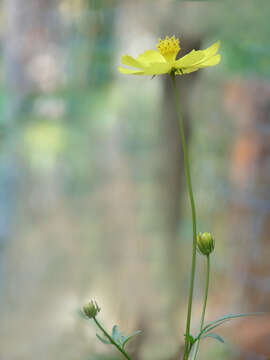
xmin=1 ymin=0 xmax=270 ymax=359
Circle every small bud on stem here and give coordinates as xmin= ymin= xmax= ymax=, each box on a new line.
xmin=83 ymin=300 xmax=101 ymax=319
xmin=197 ymin=232 xmax=215 ymax=256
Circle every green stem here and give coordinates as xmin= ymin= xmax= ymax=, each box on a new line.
xmin=191 ymin=255 xmax=210 ymax=360
xmin=170 ymin=74 xmax=197 ymax=360
xmin=93 ymin=317 xmax=131 ymax=360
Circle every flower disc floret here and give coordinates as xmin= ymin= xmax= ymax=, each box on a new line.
xmin=157 ymin=36 xmax=180 ymax=62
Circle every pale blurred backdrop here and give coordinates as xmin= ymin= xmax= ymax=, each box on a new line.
xmin=1 ymin=1 xmax=270 ymax=359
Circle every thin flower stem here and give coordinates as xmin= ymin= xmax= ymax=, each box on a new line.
xmin=191 ymin=255 xmax=210 ymax=360
xmin=93 ymin=317 xmax=132 ymax=360
xmin=170 ymin=74 xmax=197 ymax=360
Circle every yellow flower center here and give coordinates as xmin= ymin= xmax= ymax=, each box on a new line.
xmin=156 ymin=36 xmax=180 ymax=62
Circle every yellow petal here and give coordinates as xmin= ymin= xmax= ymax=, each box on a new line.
xmin=174 ymin=50 xmax=205 ymax=68
xmin=137 ymin=50 xmax=166 ymax=65
xmin=143 ymin=62 xmax=171 ymax=75
xmin=198 ymin=54 xmax=221 ymax=68
xmin=121 ymin=55 xmax=142 ymax=69
xmin=203 ymin=41 xmax=220 ymax=58
xmin=118 ymin=66 xmax=145 ymax=75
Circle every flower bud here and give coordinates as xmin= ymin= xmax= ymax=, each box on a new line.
xmin=83 ymin=300 xmax=100 ymax=319
xmin=197 ymin=232 xmax=215 ymax=256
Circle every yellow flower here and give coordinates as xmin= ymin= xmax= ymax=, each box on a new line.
xmin=118 ymin=36 xmax=220 ymax=76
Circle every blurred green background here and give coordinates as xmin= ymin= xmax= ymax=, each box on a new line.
xmin=1 ymin=0 xmax=270 ymax=359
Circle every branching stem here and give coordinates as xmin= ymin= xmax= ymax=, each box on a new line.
xmin=93 ymin=317 xmax=131 ymax=360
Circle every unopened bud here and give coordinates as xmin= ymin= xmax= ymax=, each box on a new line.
xmin=197 ymin=232 xmax=215 ymax=256
xmin=83 ymin=300 xmax=100 ymax=319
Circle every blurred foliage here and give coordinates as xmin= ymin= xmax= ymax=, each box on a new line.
xmin=209 ymin=0 xmax=270 ymax=77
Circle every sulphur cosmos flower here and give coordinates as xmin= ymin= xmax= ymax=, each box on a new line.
xmin=118 ymin=36 xmax=220 ymax=76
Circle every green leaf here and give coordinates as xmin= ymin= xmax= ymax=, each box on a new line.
xmin=118 ymin=331 xmax=125 ymax=344
xmin=201 ymin=312 xmax=264 ymax=336
xmin=96 ymin=333 xmax=111 ymax=344
xmin=202 ymin=333 xmax=225 ymax=343
xmin=112 ymin=325 xmax=119 ymax=340
xmin=128 ymin=330 xmax=141 ymax=338
xmin=110 ymin=325 xmax=141 ymax=348
xmin=112 ymin=325 xmax=122 ymax=345
xmin=120 ymin=335 xmax=127 ymax=344
xmin=122 ymin=330 xmax=141 ymax=348
xmin=111 ymin=325 xmax=126 ymax=346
